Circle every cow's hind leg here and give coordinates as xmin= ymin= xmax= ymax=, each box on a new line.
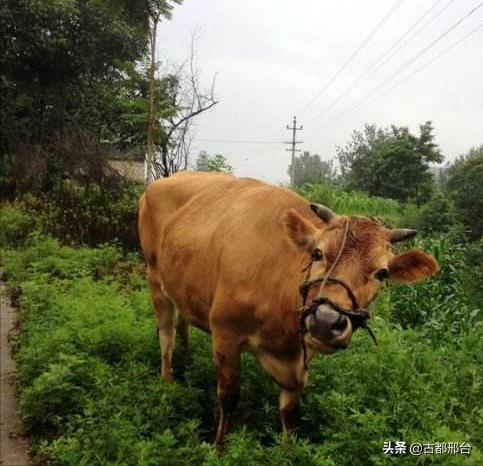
xmin=177 ymin=316 xmax=191 ymax=351
xmin=148 ymin=267 xmax=176 ymax=382
xmin=212 ymin=331 xmax=242 ymax=446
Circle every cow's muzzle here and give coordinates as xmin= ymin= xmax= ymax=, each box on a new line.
xmin=306 ymin=304 xmax=352 ymax=349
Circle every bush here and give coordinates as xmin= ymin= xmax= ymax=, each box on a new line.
xmin=464 ymin=237 xmax=483 ymax=305
xmin=0 ymin=202 xmax=37 ymax=247
xmin=20 ymin=354 xmax=110 ymax=435
xmin=21 ymin=179 xmax=142 ymax=250
xmin=1 ymin=234 xmax=137 ymax=287
xmin=412 ymin=191 xmax=461 ymax=235
xmin=446 ymin=146 xmax=483 ymax=240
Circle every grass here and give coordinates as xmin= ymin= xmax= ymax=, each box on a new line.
xmin=297 ymin=183 xmax=421 ymax=227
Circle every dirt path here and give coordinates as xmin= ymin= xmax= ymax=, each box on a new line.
xmin=1 ymin=283 xmax=30 ymax=466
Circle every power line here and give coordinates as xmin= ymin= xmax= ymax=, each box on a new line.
xmin=358 ymin=0 xmax=458 ymax=89
xmin=297 ymin=0 xmax=406 ymax=116
xmin=311 ymin=21 xmax=483 ymax=136
xmin=196 ymin=139 xmax=283 ymax=144
xmin=304 ymin=0 xmax=449 ymax=125
xmin=305 ymin=0 xmax=483 ymax=138
xmin=393 ymin=22 xmax=483 ymax=90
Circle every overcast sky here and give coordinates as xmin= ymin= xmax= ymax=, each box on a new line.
xmin=157 ymin=0 xmax=483 ymax=184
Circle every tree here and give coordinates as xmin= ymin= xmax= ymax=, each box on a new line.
xmin=112 ymin=31 xmax=218 ymax=179
xmin=287 ymin=151 xmax=336 ymax=187
xmin=0 ymin=0 xmax=155 ymax=194
xmin=337 ymin=122 xmax=442 ymax=204
xmin=150 ymin=34 xmax=218 ymax=179
xmin=143 ymin=0 xmax=183 ymax=181
xmin=0 ymin=0 xmax=149 ymax=147
xmin=195 ymin=151 xmax=233 ymax=173
xmin=446 ymin=146 xmax=483 ymax=239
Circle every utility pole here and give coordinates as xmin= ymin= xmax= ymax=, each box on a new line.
xmin=285 ymin=116 xmax=303 ymax=188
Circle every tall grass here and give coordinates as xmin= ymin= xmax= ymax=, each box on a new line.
xmin=385 ymin=235 xmax=481 ymax=343
xmin=298 ymin=183 xmax=421 ymax=227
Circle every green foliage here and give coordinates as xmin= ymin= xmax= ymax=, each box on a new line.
xmin=412 ymin=191 xmax=461 ymax=235
xmin=0 ymin=0 xmax=184 ymax=195
xmin=383 ymin=235 xmax=481 ymax=343
xmin=2 ymin=225 xmax=481 ymax=465
xmin=0 ymin=202 xmax=37 ymax=247
xmin=0 ymin=0 xmax=148 ymax=147
xmin=21 ymin=354 xmax=110 ymax=435
xmin=337 ymin=122 xmax=442 ymax=205
xmin=464 ymin=237 xmax=483 ymax=305
xmin=288 ymin=151 xmax=337 ymax=187
xmin=445 ymin=146 xmax=483 ymax=240
xmin=297 ymin=183 xmax=414 ymax=227
xmin=196 ymin=151 xmax=233 ymax=173
xmin=19 ymin=179 xmax=142 ymax=250
xmin=2 ymin=235 xmax=125 ymax=286
xmin=110 ymin=64 xmax=180 ymax=158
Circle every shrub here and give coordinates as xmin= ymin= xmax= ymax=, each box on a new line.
xmin=1 ymin=235 xmax=129 ymax=286
xmin=21 ymin=179 xmax=142 ymax=250
xmin=464 ymin=237 xmax=483 ymax=303
xmin=0 ymin=202 xmax=36 ymax=247
xmin=20 ymin=354 xmax=110 ymax=435
xmin=413 ymin=191 xmax=461 ymax=234
xmin=446 ymin=146 xmax=483 ymax=240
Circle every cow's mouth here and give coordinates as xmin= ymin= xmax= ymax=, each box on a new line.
xmin=305 ymin=305 xmax=353 ymax=352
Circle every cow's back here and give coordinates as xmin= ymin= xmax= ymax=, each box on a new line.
xmin=138 ymin=171 xmax=235 ymax=266
xmin=150 ymin=172 xmax=322 ymax=335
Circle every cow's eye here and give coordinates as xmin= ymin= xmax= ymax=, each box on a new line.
xmin=311 ymin=248 xmax=323 ymax=261
xmin=375 ymin=268 xmax=389 ymax=281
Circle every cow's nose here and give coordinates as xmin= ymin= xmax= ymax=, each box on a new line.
xmin=308 ymin=305 xmax=350 ymax=342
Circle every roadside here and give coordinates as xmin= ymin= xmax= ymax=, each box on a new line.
xmin=1 ymin=282 xmax=30 ymax=466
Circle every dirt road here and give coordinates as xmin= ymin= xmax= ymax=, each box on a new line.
xmin=1 ymin=283 xmax=30 ymax=466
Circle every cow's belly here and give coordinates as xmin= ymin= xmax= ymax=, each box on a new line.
xmin=158 ymin=273 xmax=211 ymax=331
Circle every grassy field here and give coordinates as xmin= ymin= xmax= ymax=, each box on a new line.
xmin=1 ymin=192 xmax=482 ymax=465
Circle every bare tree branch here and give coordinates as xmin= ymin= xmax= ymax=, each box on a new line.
xmin=151 ymin=32 xmax=218 ymax=178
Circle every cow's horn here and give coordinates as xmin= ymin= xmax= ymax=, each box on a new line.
xmin=310 ymin=203 xmax=335 ymax=224
xmin=389 ymin=229 xmax=418 ymax=243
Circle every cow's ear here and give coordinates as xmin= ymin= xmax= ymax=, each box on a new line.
xmin=283 ymin=209 xmax=317 ymax=250
xmin=388 ymin=249 xmax=439 ymax=283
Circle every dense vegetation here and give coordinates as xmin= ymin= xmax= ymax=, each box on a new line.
xmin=1 ymin=184 xmax=482 ymax=465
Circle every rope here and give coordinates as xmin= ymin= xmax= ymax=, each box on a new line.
xmin=315 ymin=220 xmax=350 ymax=299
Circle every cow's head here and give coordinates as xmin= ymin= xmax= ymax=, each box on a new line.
xmin=284 ymin=203 xmax=438 ymax=354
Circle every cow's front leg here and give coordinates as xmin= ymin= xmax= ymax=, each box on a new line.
xmin=256 ymin=351 xmax=306 ymax=440
xmin=280 ymin=388 xmax=302 ymax=441
xmin=212 ymin=333 xmax=242 ymax=446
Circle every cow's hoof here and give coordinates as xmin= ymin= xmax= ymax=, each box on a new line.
xmin=160 ymin=373 xmax=174 ymax=383
xmin=282 ymin=430 xmax=295 ymax=448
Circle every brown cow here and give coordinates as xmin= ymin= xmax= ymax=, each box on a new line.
xmin=138 ymin=171 xmax=438 ymax=445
